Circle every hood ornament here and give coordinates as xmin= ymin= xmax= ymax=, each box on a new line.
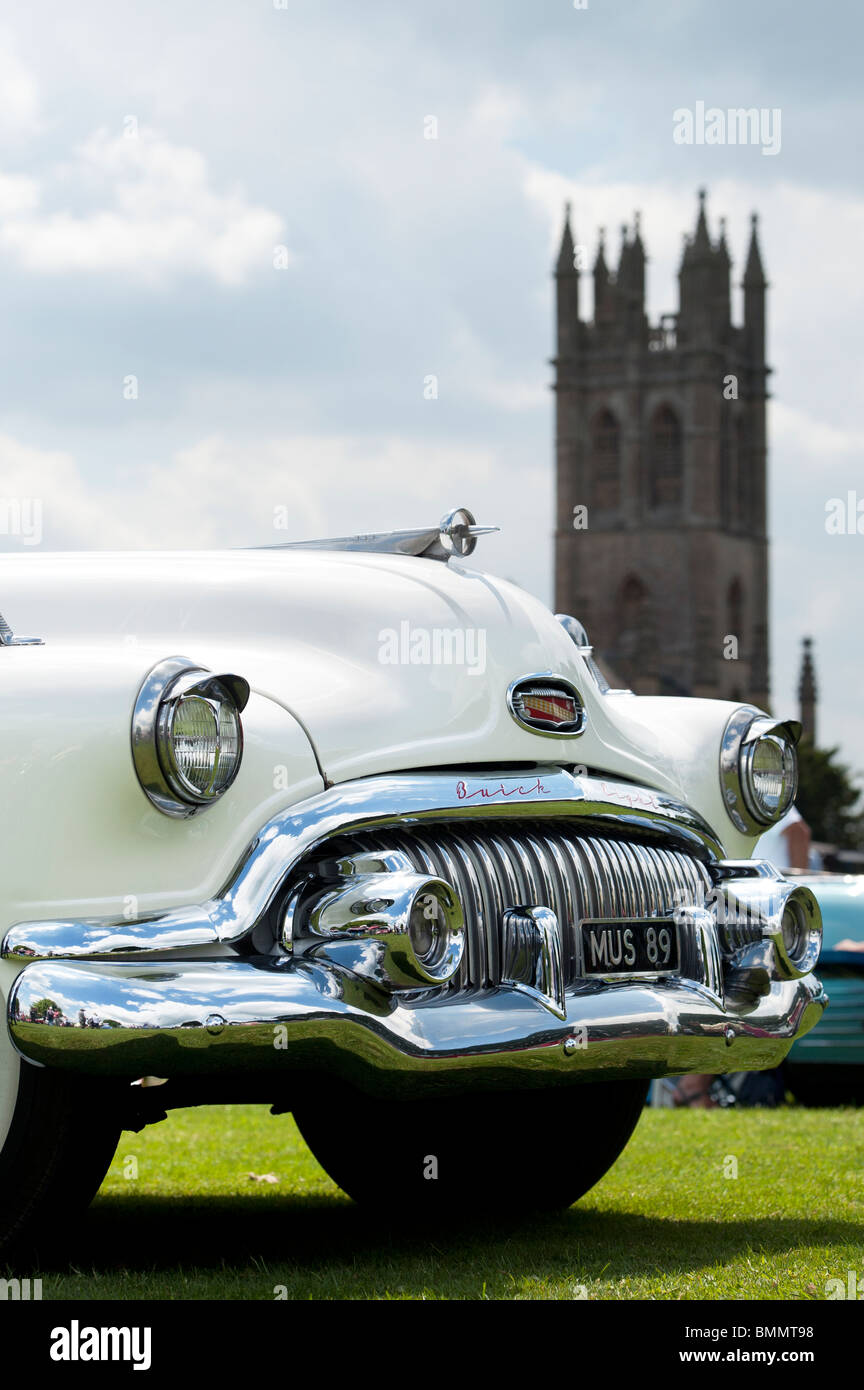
xmin=0 ymin=609 xmax=43 ymax=647
xmin=255 ymin=506 xmax=498 ymax=562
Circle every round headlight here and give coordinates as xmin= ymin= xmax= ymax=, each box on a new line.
xmin=132 ymin=657 xmax=250 ymax=817
xmin=720 ymin=707 xmax=800 ymax=836
xmin=741 ymin=730 xmax=797 ymax=823
xmin=556 ymin=613 xmax=611 ymax=694
xmin=159 ymin=691 xmax=243 ymax=802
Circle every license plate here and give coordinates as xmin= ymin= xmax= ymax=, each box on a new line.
xmin=580 ymin=919 xmax=679 ymax=976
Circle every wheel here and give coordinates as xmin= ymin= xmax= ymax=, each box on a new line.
xmin=293 ymin=1077 xmax=648 ymax=1214
xmin=0 ymin=962 xmax=122 ymax=1261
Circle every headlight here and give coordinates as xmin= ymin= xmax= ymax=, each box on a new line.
xmin=132 ymin=656 xmax=250 ymax=817
xmin=719 ymin=707 xmax=801 ymax=836
xmin=555 ymin=613 xmax=611 ymax=693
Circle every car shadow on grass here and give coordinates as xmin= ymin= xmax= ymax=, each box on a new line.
xmin=35 ymin=1192 xmax=864 ymax=1287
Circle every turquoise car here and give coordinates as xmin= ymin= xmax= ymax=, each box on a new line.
xmin=786 ymin=874 xmax=864 ymax=1105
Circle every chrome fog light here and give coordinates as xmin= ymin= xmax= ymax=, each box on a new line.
xmin=772 ymin=886 xmax=822 ymax=979
xmin=408 ymin=888 xmax=454 ymax=974
xmin=780 ymin=899 xmax=807 ymax=960
xmin=133 ymin=656 xmax=250 ymax=818
xmin=294 ymin=871 xmax=464 ymax=990
xmin=710 ymin=867 xmax=822 ymax=995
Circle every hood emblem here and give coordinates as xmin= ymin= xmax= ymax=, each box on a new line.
xmin=507 ymin=676 xmax=586 ymax=738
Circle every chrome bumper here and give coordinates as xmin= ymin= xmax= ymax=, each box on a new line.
xmin=1 ymin=768 xmax=828 ymax=1093
xmin=8 ymin=955 xmax=826 ymax=1094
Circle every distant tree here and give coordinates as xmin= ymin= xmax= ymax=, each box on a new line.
xmin=795 ymin=738 xmax=864 ymax=848
xmin=29 ymin=997 xmax=62 ymax=1020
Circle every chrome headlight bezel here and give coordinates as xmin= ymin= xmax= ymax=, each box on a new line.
xmin=132 ymin=656 xmax=250 ymax=818
xmin=720 ymin=706 xmax=801 ymax=836
xmin=555 ymin=613 xmax=611 ymax=694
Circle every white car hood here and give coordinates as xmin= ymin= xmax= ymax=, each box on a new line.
xmin=0 ymin=548 xmax=748 ymax=850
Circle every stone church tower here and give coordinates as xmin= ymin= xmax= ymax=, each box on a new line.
xmin=553 ymin=190 xmax=770 ymax=705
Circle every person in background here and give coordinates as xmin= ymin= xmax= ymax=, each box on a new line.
xmin=755 ymin=804 xmax=811 ymax=871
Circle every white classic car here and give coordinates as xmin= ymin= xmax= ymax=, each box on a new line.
xmin=0 ymin=508 xmax=825 ymax=1250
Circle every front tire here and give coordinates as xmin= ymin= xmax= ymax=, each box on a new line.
xmin=293 ymin=1077 xmax=648 ymax=1214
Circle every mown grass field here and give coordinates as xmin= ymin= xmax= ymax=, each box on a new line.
xmin=35 ymin=1102 xmax=864 ymax=1300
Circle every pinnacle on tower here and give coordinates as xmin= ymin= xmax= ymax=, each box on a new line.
xmin=743 ymin=211 xmax=767 ymax=361
xmin=743 ymin=212 xmax=767 ymax=286
xmin=617 ymin=216 xmax=646 ymax=328
xmin=716 ymin=216 xmax=731 ymax=264
xmin=594 ymin=225 xmax=608 ymax=273
xmin=798 ymin=636 xmax=818 ymax=743
xmin=593 ymin=226 xmax=612 ymax=323
xmin=556 ymin=201 xmax=577 ymax=276
xmin=631 ymin=210 xmax=645 ymax=259
xmin=692 ymin=187 xmax=711 ymax=253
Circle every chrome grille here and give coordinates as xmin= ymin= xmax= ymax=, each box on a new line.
xmin=326 ymin=822 xmax=712 ymax=989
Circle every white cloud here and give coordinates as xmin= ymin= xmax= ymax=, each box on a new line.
xmin=446 ymin=318 xmax=547 ymax=413
xmin=0 ymin=36 xmax=40 ymax=141
xmin=0 ymin=430 xmax=495 ymax=552
xmin=468 ymin=84 xmax=526 ymax=138
xmin=0 ymin=127 xmax=286 ymax=285
xmin=0 ymin=172 xmax=39 ymax=217
xmin=771 ymin=401 xmax=864 ymax=464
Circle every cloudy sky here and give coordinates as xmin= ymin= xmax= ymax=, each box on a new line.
xmin=0 ymin=0 xmax=861 ymax=773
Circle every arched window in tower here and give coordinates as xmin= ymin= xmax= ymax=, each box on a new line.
xmin=727 ymin=578 xmax=744 ymax=650
xmin=590 ymin=408 xmax=621 ymax=510
xmin=648 ymin=404 xmax=683 ymax=509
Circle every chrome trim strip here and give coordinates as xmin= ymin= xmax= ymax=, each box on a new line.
xmin=2 ymin=767 xmax=724 ymax=962
xmin=7 ymin=956 xmax=826 ymax=1089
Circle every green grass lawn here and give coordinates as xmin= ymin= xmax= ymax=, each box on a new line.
xmin=37 ymin=1102 xmax=864 ymax=1301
